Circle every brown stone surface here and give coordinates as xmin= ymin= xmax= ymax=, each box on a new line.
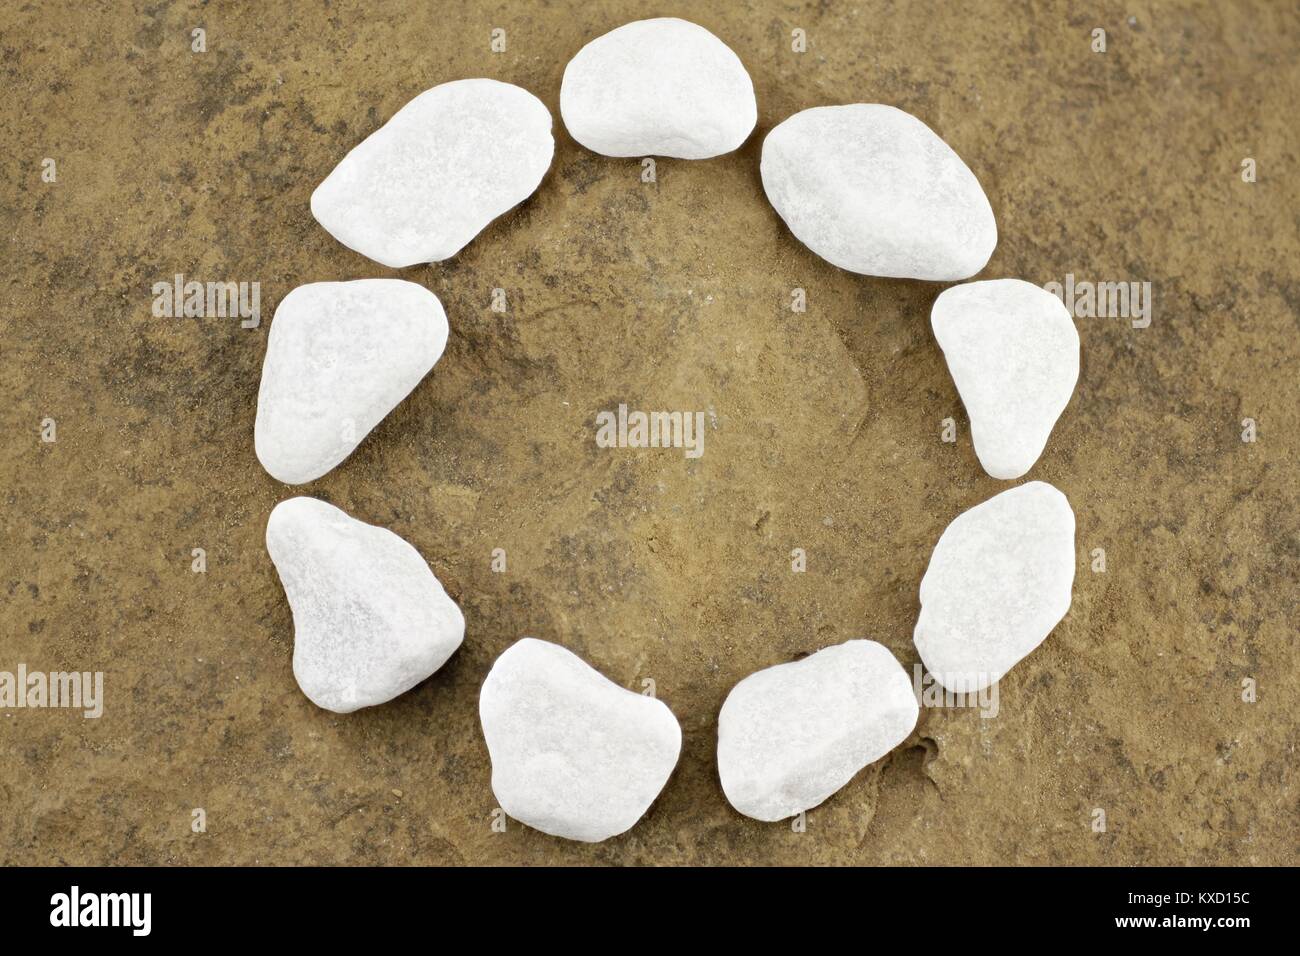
xmin=1 ymin=1 xmax=1296 ymax=865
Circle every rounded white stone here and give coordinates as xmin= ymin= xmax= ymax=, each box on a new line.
xmin=760 ymin=104 xmax=997 ymax=280
xmin=254 ymin=279 xmax=448 ymax=485
xmin=717 ymin=640 xmax=919 ymax=822
xmin=932 ymin=278 xmax=1080 ymax=480
xmin=479 ymin=638 xmax=682 ymax=842
xmin=560 ymin=17 xmax=757 ymax=159
xmin=266 ymin=497 xmax=464 ymax=714
xmin=914 ymin=481 xmax=1075 ymax=693
xmin=312 ymin=78 xmax=554 ymax=267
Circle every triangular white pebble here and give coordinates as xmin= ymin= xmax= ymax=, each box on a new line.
xmin=914 ymin=482 xmax=1075 ymax=693
xmin=479 ymin=638 xmax=682 ymax=842
xmin=254 ymin=279 xmax=448 ymax=485
xmin=932 ymin=278 xmax=1080 ymax=479
xmin=312 ymin=78 xmax=554 ymax=267
xmin=717 ymin=640 xmax=919 ymax=822
xmin=266 ymin=497 xmax=464 ymax=714
xmin=560 ymin=17 xmax=757 ymax=159
xmin=761 ymin=104 xmax=997 ymax=280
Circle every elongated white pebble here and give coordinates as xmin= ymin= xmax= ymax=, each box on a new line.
xmin=717 ymin=640 xmax=919 ymax=822
xmin=312 ymin=78 xmax=554 ymax=267
xmin=932 ymin=278 xmax=1080 ymax=479
xmin=254 ymin=279 xmax=447 ymax=485
xmin=914 ymin=481 xmax=1075 ymax=692
xmin=761 ymin=104 xmax=996 ymax=280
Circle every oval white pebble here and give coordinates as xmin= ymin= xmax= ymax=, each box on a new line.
xmin=932 ymin=278 xmax=1080 ymax=479
xmin=760 ymin=104 xmax=997 ymax=280
xmin=254 ymin=279 xmax=448 ymax=485
xmin=479 ymin=638 xmax=682 ymax=842
xmin=560 ymin=17 xmax=757 ymax=159
xmin=717 ymin=640 xmax=919 ymax=822
xmin=312 ymin=78 xmax=554 ymax=267
xmin=266 ymin=497 xmax=464 ymax=714
xmin=914 ymin=481 xmax=1075 ymax=693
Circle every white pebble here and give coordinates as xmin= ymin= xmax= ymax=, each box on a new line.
xmin=266 ymin=497 xmax=464 ymax=714
xmin=932 ymin=278 xmax=1080 ymax=479
xmin=560 ymin=17 xmax=757 ymax=159
xmin=312 ymin=78 xmax=554 ymax=267
xmin=254 ymin=279 xmax=448 ymax=485
xmin=717 ymin=640 xmax=919 ymax=822
xmin=761 ymin=104 xmax=997 ymax=280
xmin=479 ymin=638 xmax=681 ymax=842
xmin=914 ymin=481 xmax=1075 ymax=693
